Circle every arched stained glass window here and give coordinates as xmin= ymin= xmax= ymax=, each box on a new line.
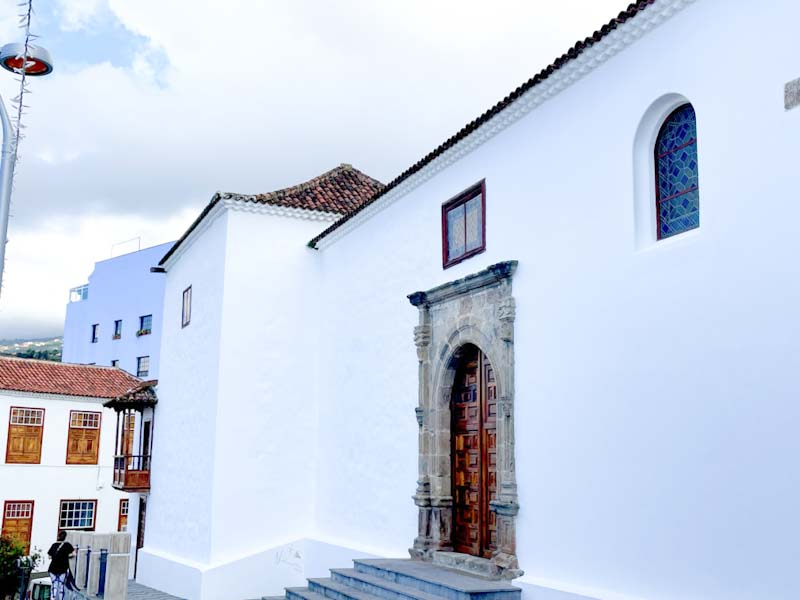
xmin=655 ymin=103 xmax=699 ymax=239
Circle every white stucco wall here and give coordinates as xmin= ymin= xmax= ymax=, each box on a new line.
xmin=211 ymin=209 xmax=324 ymax=558
xmin=139 ymin=1 xmax=800 ymax=599
xmin=314 ymin=2 xmax=800 ymax=599
xmin=63 ymin=242 xmax=173 ymax=378
xmin=136 ymin=211 xmax=229 ymax=597
xmin=0 ymin=391 xmax=132 ymax=565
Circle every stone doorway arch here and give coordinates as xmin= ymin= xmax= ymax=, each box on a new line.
xmin=407 ymin=261 xmax=521 ymax=579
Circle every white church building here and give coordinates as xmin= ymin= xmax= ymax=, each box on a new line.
xmin=134 ymin=1 xmax=800 ymax=599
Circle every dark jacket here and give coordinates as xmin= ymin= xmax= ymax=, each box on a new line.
xmin=47 ymin=541 xmax=74 ymax=575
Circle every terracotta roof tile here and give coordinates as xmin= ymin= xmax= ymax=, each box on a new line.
xmin=159 ymin=164 xmax=382 ymax=266
xmin=308 ymin=0 xmax=660 ymax=248
xmin=223 ymin=163 xmax=384 ymax=215
xmin=0 ymin=356 xmax=144 ymax=399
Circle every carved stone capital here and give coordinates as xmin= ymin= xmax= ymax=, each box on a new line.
xmin=498 ymin=297 xmax=516 ymax=322
xmin=498 ymin=396 xmax=513 ymax=418
xmin=489 ymin=498 xmax=520 ymax=517
xmin=414 ymin=325 xmax=431 ymax=360
xmin=415 ymin=406 xmax=424 ymax=427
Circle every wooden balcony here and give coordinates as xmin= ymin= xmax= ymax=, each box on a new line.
xmin=113 ymin=454 xmax=151 ymax=492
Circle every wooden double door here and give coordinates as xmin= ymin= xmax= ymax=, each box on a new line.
xmin=451 ymin=345 xmax=497 ymax=558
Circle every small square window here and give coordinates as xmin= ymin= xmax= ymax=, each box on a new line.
xmin=90 ymin=324 xmax=99 ymax=343
xmin=136 ymin=356 xmax=150 ymax=378
xmin=182 ymin=286 xmax=192 ymax=328
xmin=137 ymin=315 xmax=152 ymax=336
xmin=58 ymin=500 xmax=96 ymax=531
xmin=113 ymin=320 xmax=122 ymax=339
xmin=442 ymin=181 xmax=486 ymax=268
xmin=111 ymin=360 xmax=119 ymax=368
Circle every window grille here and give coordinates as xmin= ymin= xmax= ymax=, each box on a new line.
xmin=5 ymin=502 xmax=33 ymax=519
xmin=137 ymin=356 xmax=150 ymax=378
xmin=70 ymin=411 xmax=101 ymax=429
xmin=655 ymin=103 xmax=699 ymax=239
xmin=10 ymin=408 xmax=43 ymax=426
xmin=59 ymin=500 xmax=96 ymax=530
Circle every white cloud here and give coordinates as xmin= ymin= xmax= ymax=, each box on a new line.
xmin=56 ymin=0 xmax=106 ymax=32
xmin=0 ymin=0 xmax=624 ymax=337
xmin=0 ymin=208 xmax=197 ymax=338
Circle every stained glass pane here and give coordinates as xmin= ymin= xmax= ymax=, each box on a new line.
xmin=465 ymin=196 xmax=483 ymax=252
xmin=447 ymin=204 xmax=466 ymax=260
xmin=656 ymin=104 xmax=699 ymax=239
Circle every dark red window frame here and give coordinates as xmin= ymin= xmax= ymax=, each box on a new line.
xmin=441 ymin=180 xmax=486 ymax=269
xmin=56 ymin=498 xmax=98 ymax=535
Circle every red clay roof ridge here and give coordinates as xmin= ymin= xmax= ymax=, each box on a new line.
xmin=220 ymin=163 xmax=383 ymax=207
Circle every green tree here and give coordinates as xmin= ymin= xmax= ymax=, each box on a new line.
xmin=0 ymin=535 xmax=34 ymax=599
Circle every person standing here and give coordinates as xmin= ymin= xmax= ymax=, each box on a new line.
xmin=47 ymin=530 xmax=75 ymax=600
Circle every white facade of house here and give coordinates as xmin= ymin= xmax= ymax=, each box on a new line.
xmin=63 ymin=242 xmax=174 ymax=379
xmin=0 ymin=390 xmax=133 ymax=564
xmin=137 ymin=1 xmax=800 ymax=599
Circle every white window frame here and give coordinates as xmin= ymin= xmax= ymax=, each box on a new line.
xmin=69 ymin=411 xmax=101 ymax=429
xmin=182 ymin=286 xmax=192 ymax=328
xmin=136 ymin=356 xmax=150 ymax=378
xmin=10 ymin=407 xmax=44 ymax=426
xmin=58 ymin=500 xmax=97 ymax=530
xmin=5 ymin=502 xmax=33 ymax=519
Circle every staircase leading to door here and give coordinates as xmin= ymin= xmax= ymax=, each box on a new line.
xmin=263 ymin=559 xmax=521 ymax=600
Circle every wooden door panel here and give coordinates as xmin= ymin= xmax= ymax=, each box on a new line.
xmin=452 ymin=346 xmax=498 ymax=559
xmin=66 ymin=428 xmax=100 ymax=464
xmin=452 ymin=348 xmax=481 ymax=555
xmin=481 ymin=356 xmax=498 ymax=558
xmin=6 ymin=424 xmax=42 ymax=464
xmin=2 ymin=502 xmax=33 ymax=554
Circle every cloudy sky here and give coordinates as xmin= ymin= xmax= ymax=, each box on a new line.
xmin=0 ymin=0 xmax=622 ymax=339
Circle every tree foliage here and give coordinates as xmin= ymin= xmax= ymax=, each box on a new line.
xmin=0 ymin=535 xmax=26 ymax=598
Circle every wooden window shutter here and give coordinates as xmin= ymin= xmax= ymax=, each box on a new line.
xmin=66 ymin=411 xmax=102 ymax=465
xmin=6 ymin=408 xmax=44 ymax=464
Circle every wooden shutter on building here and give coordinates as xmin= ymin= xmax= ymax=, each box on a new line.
xmin=118 ymin=499 xmax=129 ymax=532
xmin=122 ymin=413 xmax=135 ymax=455
xmin=66 ymin=411 xmax=102 ymax=465
xmin=6 ymin=408 xmax=44 ymax=464
xmin=2 ymin=501 xmax=34 ymax=553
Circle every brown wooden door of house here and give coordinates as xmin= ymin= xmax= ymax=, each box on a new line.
xmin=452 ymin=345 xmax=497 ymax=558
xmin=2 ymin=501 xmax=34 ymax=554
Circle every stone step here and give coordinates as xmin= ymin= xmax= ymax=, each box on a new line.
xmin=352 ymin=560 xmax=520 ymax=600
xmin=285 ymin=587 xmax=329 ymax=600
xmin=308 ymin=578 xmax=385 ymax=600
xmin=331 ymin=568 xmax=443 ymax=600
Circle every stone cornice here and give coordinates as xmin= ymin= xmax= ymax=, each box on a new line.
xmin=408 ymin=261 xmax=518 ymax=308
xmin=221 ymin=197 xmax=340 ymax=222
xmin=314 ymin=0 xmax=695 ymax=251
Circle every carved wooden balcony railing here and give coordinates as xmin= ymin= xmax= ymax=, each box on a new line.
xmin=113 ymin=454 xmax=151 ymax=492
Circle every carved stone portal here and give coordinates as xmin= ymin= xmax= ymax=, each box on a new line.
xmin=407 ymin=261 xmax=521 ymax=579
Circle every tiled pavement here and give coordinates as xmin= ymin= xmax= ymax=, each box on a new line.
xmin=128 ymin=581 xmax=186 ymax=600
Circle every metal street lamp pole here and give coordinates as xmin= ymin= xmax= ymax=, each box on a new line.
xmin=0 ymin=42 xmax=53 ymax=296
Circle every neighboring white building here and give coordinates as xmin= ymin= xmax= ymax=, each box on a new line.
xmin=0 ymin=357 xmax=144 ymax=570
xmin=132 ymin=1 xmax=799 ymax=599
xmin=63 ymin=242 xmax=174 ymax=379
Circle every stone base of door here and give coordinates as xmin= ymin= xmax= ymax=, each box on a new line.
xmin=430 ymin=551 xmax=524 ymax=581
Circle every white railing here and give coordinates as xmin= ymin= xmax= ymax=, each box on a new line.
xmin=69 ymin=284 xmax=89 ymax=302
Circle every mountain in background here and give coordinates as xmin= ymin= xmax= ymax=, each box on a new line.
xmin=0 ymin=337 xmax=62 ymax=362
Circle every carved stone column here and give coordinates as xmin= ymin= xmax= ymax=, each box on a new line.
xmin=410 ymin=303 xmax=434 ymax=558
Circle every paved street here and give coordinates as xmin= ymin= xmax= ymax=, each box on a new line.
xmin=128 ymin=581 xmax=186 ymax=600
